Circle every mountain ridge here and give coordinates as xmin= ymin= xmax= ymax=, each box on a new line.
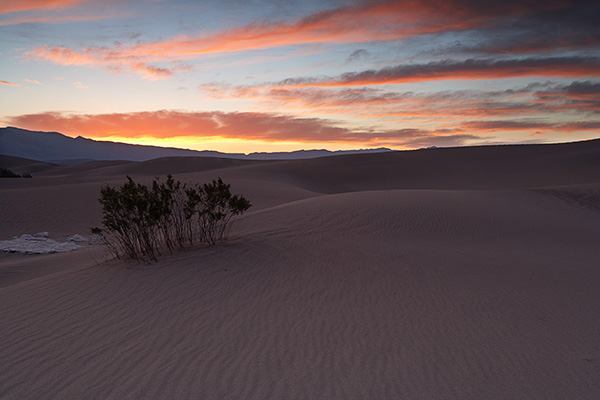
xmin=0 ymin=127 xmax=391 ymax=164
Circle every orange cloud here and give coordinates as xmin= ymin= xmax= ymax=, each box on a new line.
xmin=25 ymin=45 xmax=175 ymax=80
xmin=0 ymin=0 xmax=85 ymax=13
xmin=0 ymin=13 xmax=106 ymax=26
xmin=21 ymin=0 xmax=580 ymax=78
xmin=4 ymin=110 xmax=473 ymax=148
xmin=1 ymin=80 xmax=20 ymax=86
xmin=7 ymin=109 xmax=598 ymax=149
xmin=22 ymin=5 xmax=408 ymax=78
xmin=26 ymin=46 xmax=98 ymax=65
xmin=123 ymin=1 xmax=473 ymax=58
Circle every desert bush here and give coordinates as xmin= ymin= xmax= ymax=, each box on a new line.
xmin=0 ymin=169 xmax=33 ymax=178
xmin=194 ymin=178 xmax=252 ymax=245
xmin=1 ymin=168 xmax=21 ymax=178
xmin=92 ymin=175 xmax=251 ymax=262
xmin=93 ymin=177 xmax=161 ymax=262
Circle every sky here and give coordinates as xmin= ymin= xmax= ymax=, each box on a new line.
xmin=1 ymin=0 xmax=599 ymax=153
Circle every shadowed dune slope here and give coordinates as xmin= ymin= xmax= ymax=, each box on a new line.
xmin=0 ymin=155 xmax=58 ymax=175
xmin=236 ymin=139 xmax=600 ymax=192
xmin=38 ymin=156 xmax=265 ymax=179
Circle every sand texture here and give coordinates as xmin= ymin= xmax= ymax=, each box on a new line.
xmin=1 ymin=141 xmax=600 ymax=399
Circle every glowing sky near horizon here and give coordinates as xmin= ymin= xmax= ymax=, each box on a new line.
xmin=1 ymin=0 xmax=599 ymax=153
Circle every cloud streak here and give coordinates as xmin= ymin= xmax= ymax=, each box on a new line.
xmin=275 ymin=57 xmax=600 ymax=87
xmin=202 ymin=78 xmax=600 ymax=121
xmin=0 ymin=0 xmax=86 ymax=13
xmin=25 ymin=45 xmax=175 ymax=79
xmin=0 ymin=0 xmax=103 ymax=25
xmin=463 ymin=120 xmax=600 ymax=132
xmin=197 ymin=78 xmax=600 ymax=145
xmin=4 ymin=110 xmax=477 ymax=148
xmin=20 ymin=0 xmax=598 ymax=78
xmin=0 ymin=13 xmax=108 ymax=26
xmin=1 ymin=80 xmax=20 ymax=86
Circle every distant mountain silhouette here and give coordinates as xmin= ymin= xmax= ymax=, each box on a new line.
xmin=0 ymin=127 xmax=391 ymax=164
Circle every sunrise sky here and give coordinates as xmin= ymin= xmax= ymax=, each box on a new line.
xmin=1 ymin=0 xmax=599 ymax=153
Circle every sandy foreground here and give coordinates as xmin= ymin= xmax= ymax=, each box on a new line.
xmin=1 ymin=142 xmax=600 ymax=399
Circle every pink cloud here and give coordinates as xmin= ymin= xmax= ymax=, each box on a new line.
xmin=25 ymin=45 xmax=175 ymax=80
xmin=1 ymin=80 xmax=20 ymax=86
xmin=0 ymin=13 xmax=107 ymax=26
xmin=7 ymin=108 xmax=598 ymax=149
xmin=4 ymin=110 xmax=473 ymax=148
xmin=20 ymin=0 xmax=582 ymax=78
xmin=0 ymin=0 xmax=86 ymax=13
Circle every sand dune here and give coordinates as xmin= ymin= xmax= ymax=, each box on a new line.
xmin=0 ymin=155 xmax=57 ymax=176
xmin=1 ymin=141 xmax=599 ymax=399
xmin=237 ymin=139 xmax=600 ymax=192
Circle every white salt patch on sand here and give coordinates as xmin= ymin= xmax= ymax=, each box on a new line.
xmin=68 ymin=234 xmax=88 ymax=242
xmin=0 ymin=233 xmax=83 ymax=254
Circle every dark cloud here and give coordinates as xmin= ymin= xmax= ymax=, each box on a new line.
xmin=276 ymin=57 xmax=600 ymax=87
xmin=441 ymin=2 xmax=600 ymax=55
xmin=463 ymin=120 xmax=546 ymax=131
xmin=527 ymin=80 xmax=600 ymax=113
xmin=558 ymin=121 xmax=600 ymax=130
xmin=346 ymin=49 xmax=369 ymax=64
xmin=563 ymin=81 xmax=600 ymax=96
xmin=463 ymin=120 xmax=600 ymax=131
